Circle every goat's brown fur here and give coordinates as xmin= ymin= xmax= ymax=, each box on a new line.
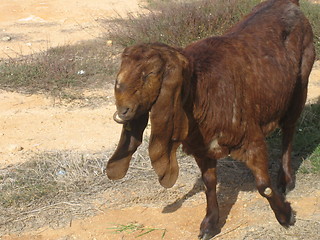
xmin=107 ymin=0 xmax=315 ymax=239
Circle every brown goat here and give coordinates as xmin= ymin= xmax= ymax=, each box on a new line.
xmin=106 ymin=0 xmax=315 ymax=239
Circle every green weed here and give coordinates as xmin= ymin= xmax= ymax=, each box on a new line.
xmin=295 ymin=103 xmax=320 ymax=173
xmin=301 ymin=0 xmax=320 ymax=60
xmin=267 ymin=103 xmax=320 ymax=174
xmin=108 ymin=222 xmax=167 ymax=238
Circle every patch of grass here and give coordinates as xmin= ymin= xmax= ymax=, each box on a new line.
xmin=107 ymin=0 xmax=320 ymax=58
xmin=301 ymin=0 xmax=320 ymax=60
xmin=0 ymin=152 xmax=107 ymax=208
xmin=0 ymin=145 xmax=200 ymax=234
xmin=295 ymin=103 xmax=320 ymax=173
xmin=0 ymin=151 xmax=117 ymax=234
xmin=267 ymin=102 xmax=320 ymax=174
xmin=108 ymin=0 xmax=260 ymax=47
xmin=0 ymin=39 xmax=121 ymax=96
xmin=108 ymin=222 xmax=167 ymax=238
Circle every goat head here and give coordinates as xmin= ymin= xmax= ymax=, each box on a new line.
xmin=107 ymin=43 xmax=190 ymax=188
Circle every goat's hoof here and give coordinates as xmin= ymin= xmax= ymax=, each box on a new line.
xmin=198 ymin=233 xmax=214 ymax=240
xmin=277 ymin=207 xmax=296 ymax=227
xmin=285 ymin=210 xmax=296 ymax=227
xmin=198 ymin=229 xmax=219 ymax=240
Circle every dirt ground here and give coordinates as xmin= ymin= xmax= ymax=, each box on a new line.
xmin=0 ymin=0 xmax=141 ymax=58
xmin=0 ymin=0 xmax=320 ymax=240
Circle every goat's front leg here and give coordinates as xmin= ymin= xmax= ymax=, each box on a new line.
xmin=246 ymin=139 xmax=295 ymax=226
xmin=195 ymin=157 xmax=219 ymax=240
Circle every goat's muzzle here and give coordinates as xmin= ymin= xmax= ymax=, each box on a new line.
xmin=113 ymin=111 xmax=127 ymax=124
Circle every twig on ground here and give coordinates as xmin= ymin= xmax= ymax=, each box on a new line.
xmin=212 ymin=222 xmax=247 ymax=239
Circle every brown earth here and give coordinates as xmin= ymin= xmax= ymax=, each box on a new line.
xmin=0 ymin=1 xmax=320 ymax=240
xmin=0 ymin=0 xmax=141 ymax=58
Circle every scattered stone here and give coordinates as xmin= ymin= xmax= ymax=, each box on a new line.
xmin=2 ymin=36 xmax=12 ymax=42
xmin=18 ymin=15 xmax=46 ymax=23
xmin=77 ymin=70 xmax=86 ymax=75
xmin=106 ymin=40 xmax=113 ymax=46
xmin=7 ymin=144 xmax=24 ymax=152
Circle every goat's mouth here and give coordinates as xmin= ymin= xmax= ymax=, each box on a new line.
xmin=113 ymin=104 xmax=147 ymax=124
xmin=113 ymin=106 xmax=137 ymax=124
xmin=113 ymin=111 xmax=128 ymax=124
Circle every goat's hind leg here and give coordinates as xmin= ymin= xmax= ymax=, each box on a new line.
xmin=245 ymin=139 xmax=295 ymax=227
xmin=277 ymin=125 xmax=296 ymax=194
xmin=278 ymin=39 xmax=315 ymax=193
xmin=278 ymin=47 xmax=312 ymax=193
xmin=195 ymin=157 xmax=220 ymax=240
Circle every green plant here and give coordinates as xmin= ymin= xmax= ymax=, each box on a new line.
xmin=295 ymin=103 xmax=320 ymax=173
xmin=267 ymin=103 xmax=320 ymax=174
xmin=108 ymin=222 xmax=167 ymax=238
xmin=301 ymin=0 xmax=320 ymax=60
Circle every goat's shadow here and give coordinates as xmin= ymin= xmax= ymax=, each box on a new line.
xmin=161 ymin=99 xmax=320 ymax=232
xmin=162 ymin=158 xmax=255 ymax=231
xmin=162 ymin=177 xmax=204 ymax=214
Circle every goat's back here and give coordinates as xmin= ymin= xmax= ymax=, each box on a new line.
xmin=183 ymin=0 xmax=315 ymax=149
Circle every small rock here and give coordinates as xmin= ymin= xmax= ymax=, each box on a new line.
xmin=106 ymin=40 xmax=113 ymax=46
xmin=57 ymin=169 xmax=67 ymax=176
xmin=7 ymin=144 xmax=24 ymax=152
xmin=2 ymin=36 xmax=12 ymax=42
xmin=77 ymin=70 xmax=86 ymax=75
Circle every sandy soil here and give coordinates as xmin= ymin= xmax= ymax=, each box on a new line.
xmin=0 ymin=88 xmax=122 ymax=167
xmin=0 ymin=0 xmax=320 ymax=240
xmin=0 ymin=0 xmax=141 ymax=58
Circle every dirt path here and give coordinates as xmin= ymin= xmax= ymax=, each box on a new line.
xmin=0 ymin=0 xmax=319 ymax=240
xmin=0 ymin=0 xmax=141 ymax=58
xmin=0 ymin=89 xmax=122 ymax=167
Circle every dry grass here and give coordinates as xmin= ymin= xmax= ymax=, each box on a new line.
xmin=0 ymin=151 xmax=112 ymax=234
xmin=107 ymin=0 xmax=261 ymax=47
xmin=107 ymin=0 xmax=320 ymax=59
xmin=0 ymin=141 xmax=200 ymax=235
xmin=0 ymin=39 xmax=121 ymax=97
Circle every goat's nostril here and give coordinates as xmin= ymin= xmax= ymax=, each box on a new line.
xmin=118 ymin=107 xmax=131 ymax=118
xmin=115 ymin=106 xmax=135 ymax=122
xmin=122 ymin=108 xmax=129 ymax=115
xmin=118 ymin=108 xmax=129 ymax=116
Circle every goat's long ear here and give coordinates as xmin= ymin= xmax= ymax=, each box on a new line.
xmin=149 ymin=53 xmax=189 ymax=188
xmin=106 ymin=113 xmax=149 ymax=180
